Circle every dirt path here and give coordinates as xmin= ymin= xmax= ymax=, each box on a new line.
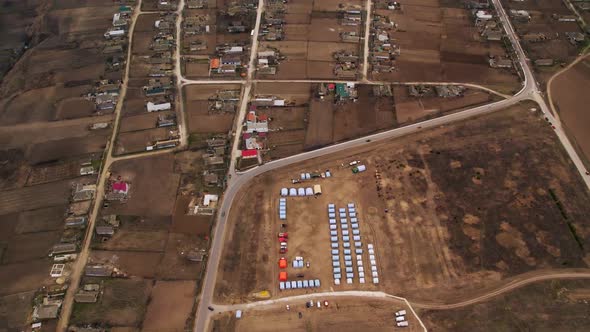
xmin=410 ymin=269 xmax=590 ymax=310
xmin=546 ymin=52 xmax=590 ymax=122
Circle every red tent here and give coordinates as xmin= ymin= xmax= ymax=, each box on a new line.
xmin=279 ymin=271 xmax=287 ymax=281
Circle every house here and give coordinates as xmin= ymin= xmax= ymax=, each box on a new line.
xmin=112 ymin=181 xmax=129 ymax=194
xmin=246 ymin=122 xmax=269 ymax=133
xmin=203 ymin=172 xmax=219 ymax=187
xmin=534 ymin=58 xmax=554 ymax=66
xmin=85 ymin=265 xmax=113 ymax=277
xmin=509 ymin=10 xmax=531 ymax=23
xmin=34 ymin=304 xmax=60 ymax=320
xmin=555 ymin=14 xmax=577 ymax=22
xmin=203 ymin=194 xmax=219 ymax=207
xmin=241 ymin=149 xmax=258 ymax=159
xmin=73 ymin=184 xmax=96 ymax=201
xmin=204 ymin=155 xmax=224 ymax=166
xmin=75 ymin=291 xmax=99 ymax=303
xmin=207 ymin=137 xmax=227 ymax=148
xmin=147 ymin=101 xmax=172 ymax=112
xmin=96 ymin=226 xmax=115 ymax=237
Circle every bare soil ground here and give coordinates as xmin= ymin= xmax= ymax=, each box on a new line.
xmin=421 ymin=279 xmax=590 ymax=331
xmin=142 ymin=280 xmax=197 ymax=331
xmin=211 ymin=297 xmax=421 ymax=332
xmin=70 ymin=279 xmax=152 ymax=326
xmin=183 ymin=84 xmax=241 ymax=134
xmin=550 ymin=57 xmax=590 ymax=170
xmin=215 ymin=102 xmax=590 ymax=305
xmin=0 ymin=291 xmax=36 ymax=331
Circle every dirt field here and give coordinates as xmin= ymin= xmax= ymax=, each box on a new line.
xmin=215 ymin=102 xmax=590 ymax=305
xmin=183 ymin=84 xmax=241 ymax=135
xmin=550 ymin=57 xmax=590 ymax=170
xmin=421 ymin=279 xmax=590 ymax=331
xmin=71 ymin=279 xmax=152 ymax=326
xmin=211 ymin=297 xmax=421 ymax=332
xmin=142 ymin=280 xmax=197 ymax=331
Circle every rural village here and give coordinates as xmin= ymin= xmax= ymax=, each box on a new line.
xmin=0 ymin=0 xmax=590 ymax=331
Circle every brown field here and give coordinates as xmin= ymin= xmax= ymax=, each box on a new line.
xmin=89 ymin=250 xmax=164 ymax=278
xmin=0 ymin=291 xmax=36 ymax=331
xmin=211 ymin=297 xmax=421 ymax=332
xmin=215 ymin=102 xmax=590 ymax=305
xmin=115 ymin=128 xmax=172 ymax=155
xmin=502 ymin=0 xmax=582 ymax=75
xmin=421 ymin=279 xmax=590 ymax=331
xmin=370 ymin=1 xmax=520 ymax=90
xmin=71 ymin=279 xmax=152 ymax=326
xmin=550 ymin=57 xmax=590 ymax=170
xmin=142 ymin=280 xmax=197 ymax=331
xmin=183 ymin=84 xmax=242 ymax=134
xmin=393 ymin=86 xmax=494 ymax=124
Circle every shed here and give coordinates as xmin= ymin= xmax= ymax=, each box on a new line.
xmin=329 ymin=213 xmax=336 ymax=218
xmin=289 ymin=188 xmax=297 ymax=196
xmin=280 ymin=188 xmax=288 ymax=196
xmin=334 ymin=268 xmax=341 ymax=273
xmin=330 ymin=230 xmax=338 ymax=236
xmin=334 ymin=273 xmax=342 ymax=279
xmin=344 ymin=249 xmax=351 ymax=255
xmin=350 ymin=217 xmax=358 ymax=223
xmin=340 ymin=218 xmax=347 ymax=224
xmin=345 ymin=261 xmax=353 ymax=267
xmin=305 ymin=187 xmax=314 ymax=196
xmin=332 ymin=261 xmax=340 ymax=267
xmin=328 ymin=203 xmax=335 ymax=208
xmin=349 ymin=212 xmax=357 ymax=217
xmin=146 ymin=101 xmax=171 ymax=112
xmin=279 ymin=271 xmax=287 ymax=281
xmin=298 ymin=188 xmax=305 ymax=196
xmin=369 ymin=255 xmax=376 ymax=260
xmin=95 ymin=226 xmax=114 ymax=236
xmin=346 ymin=273 xmax=354 ymax=279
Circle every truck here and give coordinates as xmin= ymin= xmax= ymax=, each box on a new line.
xmin=395 ymin=316 xmax=405 ymax=322
xmin=348 ymin=160 xmax=360 ymax=166
xmin=396 ymin=321 xmax=409 ymax=327
xmin=395 ymin=310 xmax=407 ymax=316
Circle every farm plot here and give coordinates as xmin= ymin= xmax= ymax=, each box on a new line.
xmin=371 ymin=1 xmax=520 ymax=92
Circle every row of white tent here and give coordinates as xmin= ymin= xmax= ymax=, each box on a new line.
xmin=281 ymin=187 xmax=314 ymax=196
xmin=279 ymin=279 xmax=321 ymax=290
xmin=279 ymin=198 xmax=286 ymax=220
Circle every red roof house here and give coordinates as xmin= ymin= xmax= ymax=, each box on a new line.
xmin=241 ymin=149 xmax=258 ymax=159
xmin=112 ymin=181 xmax=129 ymax=194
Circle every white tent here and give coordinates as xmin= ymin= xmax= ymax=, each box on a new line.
xmin=289 ymin=188 xmax=297 ymax=196
xmin=297 ymin=188 xmax=305 ymax=196
xmin=280 ymin=188 xmax=288 ymax=196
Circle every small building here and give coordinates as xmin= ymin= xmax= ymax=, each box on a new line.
xmin=95 ymin=226 xmax=115 ymax=237
xmin=75 ymin=291 xmax=99 ymax=303
xmin=147 ymin=101 xmax=172 ymax=112
xmin=112 ymin=181 xmax=129 ymax=195
xmin=85 ymin=265 xmax=113 ymax=277
xmin=313 ymin=184 xmax=322 ymax=195
xmin=241 ymin=149 xmax=258 ymax=159
xmin=34 ymin=304 xmax=60 ymax=320
xmin=203 ymin=194 xmax=218 ymax=207
xmin=203 ymin=172 xmax=219 ymax=187
xmin=534 ymin=58 xmax=554 ymax=67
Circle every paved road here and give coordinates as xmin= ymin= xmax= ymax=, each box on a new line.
xmin=192 ymin=1 xmax=590 ymax=331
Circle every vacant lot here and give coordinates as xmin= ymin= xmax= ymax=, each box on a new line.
xmin=183 ymin=84 xmax=241 ymax=135
xmin=142 ymin=280 xmax=197 ymax=331
xmin=215 ymin=102 xmax=590 ymax=304
xmin=211 ymin=297 xmax=422 ymax=332
xmin=550 ymin=57 xmax=590 ymax=170
xmin=420 ymin=279 xmax=590 ymax=331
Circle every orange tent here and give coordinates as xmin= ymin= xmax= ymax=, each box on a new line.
xmin=210 ymin=58 xmax=220 ymax=69
xmin=279 ymin=258 xmax=287 ymax=269
xmin=279 ymin=271 xmax=287 ymax=281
